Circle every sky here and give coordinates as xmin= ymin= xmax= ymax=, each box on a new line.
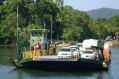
xmin=64 ymin=0 xmax=119 ymax=11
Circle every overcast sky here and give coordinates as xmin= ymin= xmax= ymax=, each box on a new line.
xmin=64 ymin=0 xmax=119 ymax=11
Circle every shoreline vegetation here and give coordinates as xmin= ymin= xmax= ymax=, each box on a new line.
xmin=0 ymin=40 xmax=119 ymax=47
xmin=0 ymin=1 xmax=119 ymax=45
xmin=0 ymin=45 xmax=16 ymax=47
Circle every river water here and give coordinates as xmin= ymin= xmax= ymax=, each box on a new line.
xmin=0 ymin=46 xmax=119 ymax=79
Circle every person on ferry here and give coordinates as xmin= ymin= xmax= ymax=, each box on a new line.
xmin=33 ymin=41 xmax=41 ymax=57
xmin=34 ymin=41 xmax=41 ymax=50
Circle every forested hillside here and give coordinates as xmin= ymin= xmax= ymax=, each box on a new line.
xmin=0 ymin=0 xmax=119 ymax=44
xmin=87 ymin=8 xmax=119 ymax=19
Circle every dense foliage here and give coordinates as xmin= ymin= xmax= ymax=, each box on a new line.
xmin=0 ymin=0 xmax=119 ymax=44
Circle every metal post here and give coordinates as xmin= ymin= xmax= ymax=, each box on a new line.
xmin=16 ymin=5 xmax=19 ymax=59
xmin=51 ymin=15 xmax=53 ymax=44
xmin=43 ymin=15 xmax=45 ymax=29
xmin=17 ymin=5 xmax=18 ymax=48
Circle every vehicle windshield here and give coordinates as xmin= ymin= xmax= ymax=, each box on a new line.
xmin=60 ymin=48 xmax=71 ymax=52
xmin=71 ymin=47 xmax=77 ymax=49
xmin=83 ymin=51 xmax=93 ymax=54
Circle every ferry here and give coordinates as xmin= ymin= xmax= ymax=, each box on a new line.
xmin=10 ymin=29 xmax=111 ymax=71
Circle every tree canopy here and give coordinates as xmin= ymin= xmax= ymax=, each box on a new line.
xmin=0 ymin=0 xmax=119 ymax=44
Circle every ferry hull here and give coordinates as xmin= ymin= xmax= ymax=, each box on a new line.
xmin=21 ymin=59 xmax=107 ymax=71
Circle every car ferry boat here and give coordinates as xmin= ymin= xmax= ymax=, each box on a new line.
xmin=10 ymin=29 xmax=111 ymax=71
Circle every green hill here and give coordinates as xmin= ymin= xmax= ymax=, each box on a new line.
xmin=87 ymin=8 xmax=119 ymax=19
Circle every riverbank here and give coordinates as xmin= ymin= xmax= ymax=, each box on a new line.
xmin=112 ymin=40 xmax=119 ymax=47
xmin=0 ymin=40 xmax=119 ymax=47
